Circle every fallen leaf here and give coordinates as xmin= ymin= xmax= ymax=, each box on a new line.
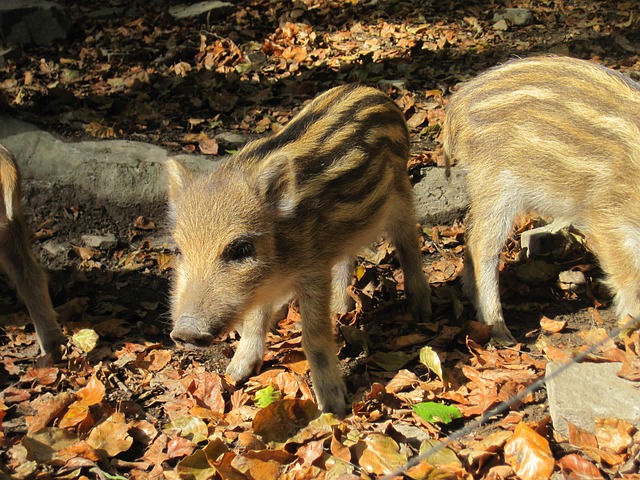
xmin=252 ymin=399 xmax=320 ymax=444
xmin=594 ymin=418 xmax=634 ymax=454
xmin=419 ymin=346 xmax=444 ymax=382
xmin=359 ymin=433 xmax=407 ymax=476
xmin=504 ymin=422 xmax=554 ymax=480
xmin=558 ymin=454 xmax=604 ymax=480
xmin=412 ymin=402 xmax=462 ymax=424
xmin=540 ymin=316 xmax=567 ymax=333
xmin=86 ymin=413 xmax=133 ymax=457
xmin=255 ymin=385 xmax=282 ymax=408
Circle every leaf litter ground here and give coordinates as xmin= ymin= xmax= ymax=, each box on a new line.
xmin=1 ymin=0 xmax=640 ymax=478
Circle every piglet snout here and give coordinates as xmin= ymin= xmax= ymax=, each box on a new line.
xmin=170 ymin=315 xmax=216 ymax=348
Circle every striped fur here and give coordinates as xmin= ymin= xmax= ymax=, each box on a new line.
xmin=167 ymin=85 xmax=431 ymax=415
xmin=442 ymin=55 xmax=640 ymax=342
xmin=0 ymin=144 xmax=65 ymax=357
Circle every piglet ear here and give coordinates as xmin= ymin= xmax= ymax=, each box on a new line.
xmin=256 ymin=155 xmax=298 ymax=217
xmin=166 ymin=159 xmax=194 ymax=221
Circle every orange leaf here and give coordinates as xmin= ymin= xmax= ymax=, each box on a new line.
xmin=568 ymin=422 xmax=598 ymax=450
xmin=558 ymin=454 xmax=604 ymax=480
xmin=504 ymin=422 xmax=554 ymax=480
xmin=540 ymin=316 xmax=567 ymax=333
xmin=77 ymin=376 xmax=106 ymax=406
xmin=198 ymin=136 xmax=219 ymax=155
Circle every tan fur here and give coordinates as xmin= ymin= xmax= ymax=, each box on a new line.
xmin=167 ymin=85 xmax=431 ymax=415
xmin=0 ymin=144 xmax=65 ymax=356
xmin=442 ymin=55 xmax=640 ymax=342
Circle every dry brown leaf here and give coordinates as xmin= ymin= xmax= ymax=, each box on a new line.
xmin=595 ymin=418 xmax=634 ymax=454
xmin=21 ymin=367 xmax=59 ymax=386
xmin=26 ymin=392 xmax=75 ymax=434
xmin=184 ymin=370 xmax=225 ymax=414
xmin=407 ymin=110 xmax=428 ymax=129
xmin=358 ymin=433 xmax=407 ymax=476
xmin=86 ymin=412 xmax=133 ymax=457
xmin=558 ymin=454 xmax=604 ymax=479
xmin=85 ymin=121 xmax=116 ymax=138
xmin=503 ymin=422 xmax=554 ymax=480
xmin=252 ymin=399 xmax=320 ymax=444
xmin=540 ymin=316 xmax=567 ymax=333
xmin=133 ymin=215 xmax=155 ymax=230
xmin=198 ymin=136 xmax=219 ymax=155
xmin=568 ymin=422 xmax=598 ymax=450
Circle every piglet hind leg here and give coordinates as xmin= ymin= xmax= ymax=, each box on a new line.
xmin=465 ymin=202 xmax=518 ymax=344
xmin=297 ymin=271 xmax=348 ymax=416
xmin=226 ymin=305 xmax=273 ymax=383
xmin=590 ymin=227 xmax=640 ymax=331
xmin=0 ymin=218 xmax=65 ymax=357
xmin=331 ymin=257 xmax=355 ymax=314
xmin=386 ymin=198 xmax=431 ymax=322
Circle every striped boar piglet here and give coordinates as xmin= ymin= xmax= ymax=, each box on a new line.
xmin=0 ymin=143 xmax=65 ymax=357
xmin=167 ymin=85 xmax=432 ymax=415
xmin=442 ymin=55 xmax=640 ymax=342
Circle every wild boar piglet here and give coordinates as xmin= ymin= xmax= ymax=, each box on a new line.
xmin=0 ymin=143 xmax=65 ymax=357
xmin=167 ymin=84 xmax=431 ymax=415
xmin=442 ymin=55 xmax=640 ymax=342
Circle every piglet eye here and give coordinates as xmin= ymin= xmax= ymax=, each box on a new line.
xmin=222 ymin=238 xmax=255 ymax=262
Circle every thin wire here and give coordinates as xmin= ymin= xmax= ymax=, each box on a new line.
xmin=381 ymin=315 xmax=640 ymax=479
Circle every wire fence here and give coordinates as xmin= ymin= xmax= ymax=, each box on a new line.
xmin=381 ymin=314 xmax=640 ymax=480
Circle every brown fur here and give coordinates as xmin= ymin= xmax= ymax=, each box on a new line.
xmin=167 ymin=84 xmax=431 ymax=415
xmin=442 ymin=55 xmax=640 ymax=341
xmin=0 ymin=143 xmax=64 ymax=356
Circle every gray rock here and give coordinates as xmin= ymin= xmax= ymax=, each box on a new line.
xmin=42 ymin=240 xmax=69 ymax=257
xmin=520 ymin=218 xmax=571 ymax=257
xmin=493 ymin=8 xmax=535 ymax=27
xmin=214 ymin=132 xmax=251 ymax=151
xmin=412 ymin=166 xmax=468 ymax=227
xmin=0 ymin=0 xmax=70 ymax=46
xmin=546 ymin=362 xmax=640 ymax=435
xmin=169 ymin=1 xmax=235 ymax=20
xmin=81 ymin=233 xmax=118 ymax=250
xmin=558 ymin=270 xmax=586 ymax=293
xmin=0 ymin=115 xmax=217 ymax=207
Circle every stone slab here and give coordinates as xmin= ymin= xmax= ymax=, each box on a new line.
xmin=0 ymin=115 xmax=216 ymax=207
xmin=546 ymin=361 xmax=640 ymax=435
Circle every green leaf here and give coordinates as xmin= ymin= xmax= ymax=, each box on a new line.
xmin=255 ymin=385 xmax=282 ymax=408
xmin=418 ymin=346 xmax=443 ymax=382
xmin=411 ymin=402 xmax=462 ymax=424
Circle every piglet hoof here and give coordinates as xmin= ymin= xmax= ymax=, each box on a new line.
xmin=315 ymin=379 xmax=349 ymax=417
xmin=490 ymin=322 xmax=517 ymax=346
xmin=226 ymin=355 xmax=263 ymax=383
xmin=409 ymin=298 xmax=432 ymax=323
xmin=40 ymin=330 xmax=66 ymax=363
